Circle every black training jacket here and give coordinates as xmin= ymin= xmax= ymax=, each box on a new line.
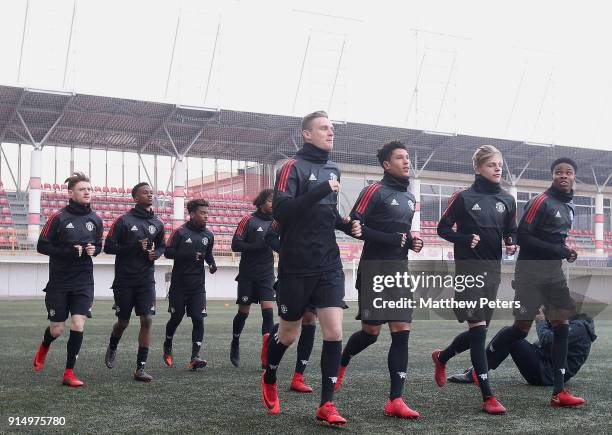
xmin=350 ymin=172 xmax=416 ymax=262
xmin=164 ymin=220 xmax=215 ymax=291
xmin=104 ymin=205 xmax=166 ymax=288
xmin=37 ymin=200 xmax=103 ymax=292
xmin=517 ymin=186 xmax=575 ymax=262
xmin=231 ymin=210 xmax=274 ymax=280
xmin=272 ymin=143 xmax=352 ymax=276
xmin=438 ymin=175 xmax=517 ymax=271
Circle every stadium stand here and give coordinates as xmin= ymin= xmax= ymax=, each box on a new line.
xmin=0 ymin=181 xmax=17 ymax=249
xmin=0 ymin=85 xmax=610 ymax=262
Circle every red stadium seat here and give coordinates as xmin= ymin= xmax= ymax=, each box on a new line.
xmin=53 ymin=183 xmax=60 ymax=190
xmin=43 ymin=182 xmax=52 ymax=190
xmin=3 ymin=217 xmax=13 ymax=225
xmin=111 ymin=186 xmax=118 ymax=194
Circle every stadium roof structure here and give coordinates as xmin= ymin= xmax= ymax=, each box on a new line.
xmin=1 ymin=84 xmax=611 ymax=187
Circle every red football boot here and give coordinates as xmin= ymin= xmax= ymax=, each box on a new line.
xmin=551 ymin=389 xmax=586 ymax=407
xmin=431 ymin=349 xmax=446 ymax=387
xmin=316 ymin=402 xmax=347 ymax=427
xmin=163 ymin=347 xmax=173 ymax=367
xmin=261 ymin=372 xmax=280 ymax=414
xmin=290 ymin=372 xmax=313 ymax=393
xmin=384 ymin=398 xmax=420 ymax=419
xmin=482 ymin=396 xmax=507 ymax=414
xmin=33 ymin=343 xmax=50 ymax=372
xmin=62 ymin=369 xmax=84 ymax=387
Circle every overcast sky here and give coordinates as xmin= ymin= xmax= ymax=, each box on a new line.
xmin=1 ymin=0 xmax=612 ymax=151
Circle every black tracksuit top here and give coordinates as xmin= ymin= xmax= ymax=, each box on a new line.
xmin=164 ymin=220 xmax=215 ymax=291
xmin=37 ymin=201 xmax=103 ymax=292
xmin=103 ymin=205 xmax=166 ymax=288
xmin=231 ymin=210 xmax=274 ymax=280
xmin=272 ymin=143 xmax=352 ymax=276
xmin=517 ymin=186 xmax=575 ymax=262
xmin=438 ymin=176 xmax=517 ymax=270
xmin=350 ymin=172 xmax=416 ymax=262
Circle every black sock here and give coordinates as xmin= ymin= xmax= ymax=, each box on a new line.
xmin=486 ymin=325 xmax=528 ymax=370
xmin=232 ymin=311 xmax=249 ymax=339
xmin=295 ymin=324 xmax=316 ymax=374
xmin=66 ymin=330 xmax=83 ymax=370
xmin=191 ymin=318 xmax=204 ymax=359
xmin=388 ymin=330 xmax=410 ymax=400
xmin=109 ymin=332 xmax=121 ymax=351
xmin=164 ymin=315 xmax=182 ymax=348
xmin=264 ymin=333 xmax=289 ymax=384
xmin=136 ymin=346 xmax=149 ymax=369
xmin=469 ymin=325 xmax=493 ymax=399
xmin=439 ymin=330 xmax=470 ymax=363
xmin=43 ymin=327 xmax=57 ymax=348
xmin=261 ymin=308 xmax=274 ymax=335
xmin=341 ymin=330 xmax=378 ymax=366
xmin=552 ymin=324 xmax=569 ymax=395
xmin=320 ymin=340 xmax=342 ymax=405
xmin=270 ymin=323 xmax=279 ymax=337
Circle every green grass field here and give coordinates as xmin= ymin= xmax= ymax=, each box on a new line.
xmin=1 ymin=299 xmax=610 ymax=434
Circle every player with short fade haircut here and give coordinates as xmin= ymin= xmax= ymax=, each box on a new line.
xmin=33 ymin=171 xmax=103 ymax=387
xmin=103 ymin=182 xmax=166 ymax=382
xmin=230 ymin=189 xmax=276 ymax=369
xmin=261 ymin=110 xmax=361 ymax=426
xmin=432 ymin=145 xmax=517 ymax=414
xmin=335 ymin=140 xmax=424 ymax=419
xmin=482 ymin=157 xmax=587 ymax=408
xmin=163 ymin=198 xmax=216 ymax=370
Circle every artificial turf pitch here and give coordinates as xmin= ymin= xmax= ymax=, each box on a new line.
xmin=1 ymin=299 xmax=610 ymax=434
